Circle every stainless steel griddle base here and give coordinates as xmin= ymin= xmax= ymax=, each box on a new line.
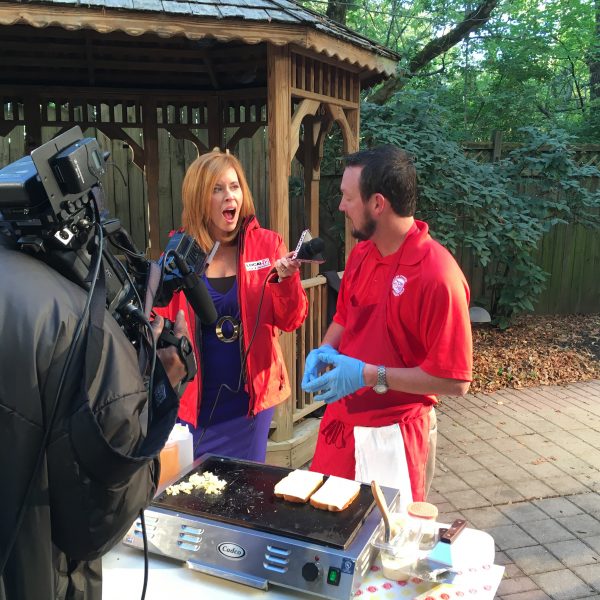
xmin=122 ymin=455 xmax=400 ymax=600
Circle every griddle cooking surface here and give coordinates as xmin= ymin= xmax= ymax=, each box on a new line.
xmin=152 ymin=455 xmax=375 ymax=550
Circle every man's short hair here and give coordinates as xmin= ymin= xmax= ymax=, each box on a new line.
xmin=344 ymin=145 xmax=417 ymax=217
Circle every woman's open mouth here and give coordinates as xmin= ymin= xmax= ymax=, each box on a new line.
xmin=223 ymin=207 xmax=237 ymax=223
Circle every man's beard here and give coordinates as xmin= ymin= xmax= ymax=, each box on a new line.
xmin=351 ymin=214 xmax=376 ymax=241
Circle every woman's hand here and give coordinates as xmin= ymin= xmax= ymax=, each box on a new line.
xmin=274 ymin=252 xmax=301 ymax=280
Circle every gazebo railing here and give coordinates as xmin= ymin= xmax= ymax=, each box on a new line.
xmin=293 ymin=274 xmax=330 ymax=421
xmin=271 ymin=273 xmax=331 ymax=443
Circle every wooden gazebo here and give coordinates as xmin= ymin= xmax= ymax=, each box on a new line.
xmin=0 ymin=0 xmax=398 ymax=466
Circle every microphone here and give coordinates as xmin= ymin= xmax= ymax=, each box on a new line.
xmin=295 ymin=237 xmax=325 ymax=262
xmin=269 ymin=235 xmax=326 ymax=278
xmin=183 ymin=279 xmax=218 ymax=325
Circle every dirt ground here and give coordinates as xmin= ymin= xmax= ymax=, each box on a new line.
xmin=470 ymin=313 xmax=600 ymax=393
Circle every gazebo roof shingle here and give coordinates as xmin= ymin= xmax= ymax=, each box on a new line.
xmin=10 ymin=0 xmax=399 ymax=63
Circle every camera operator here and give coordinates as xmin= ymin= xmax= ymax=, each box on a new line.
xmin=0 ymin=231 xmax=190 ymax=600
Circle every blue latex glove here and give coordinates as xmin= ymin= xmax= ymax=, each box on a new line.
xmin=301 ymin=344 xmax=338 ymax=388
xmin=302 ymin=352 xmax=365 ymax=404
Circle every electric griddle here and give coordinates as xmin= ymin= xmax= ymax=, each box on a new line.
xmin=122 ymin=455 xmax=400 ymax=600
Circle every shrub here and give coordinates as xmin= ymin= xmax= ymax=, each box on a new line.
xmin=353 ymin=91 xmax=600 ymax=327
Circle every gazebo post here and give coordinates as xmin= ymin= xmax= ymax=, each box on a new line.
xmin=23 ymin=96 xmax=42 ymax=151
xmin=207 ymin=96 xmax=223 ymax=151
xmin=343 ymin=106 xmax=360 ymax=261
xmin=303 ymin=115 xmax=322 ymax=280
xmin=267 ymin=42 xmax=294 ymax=443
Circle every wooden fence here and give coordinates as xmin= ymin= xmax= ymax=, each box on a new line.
xmin=462 ymin=136 xmax=600 ymax=315
xmin=0 ymin=119 xmax=269 ymax=254
xmin=2 ymin=126 xmax=599 ymax=316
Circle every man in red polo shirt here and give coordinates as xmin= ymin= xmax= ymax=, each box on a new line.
xmin=302 ymin=145 xmax=472 ymax=503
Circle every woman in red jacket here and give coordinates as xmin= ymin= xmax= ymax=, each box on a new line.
xmin=156 ymin=150 xmax=308 ymax=461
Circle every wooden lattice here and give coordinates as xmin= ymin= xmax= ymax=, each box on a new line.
xmin=290 ymin=50 xmax=360 ymax=107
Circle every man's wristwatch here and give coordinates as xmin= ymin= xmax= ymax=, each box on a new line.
xmin=373 ymin=365 xmax=389 ymax=394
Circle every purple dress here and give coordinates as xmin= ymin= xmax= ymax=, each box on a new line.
xmin=188 ymin=275 xmax=275 ymax=461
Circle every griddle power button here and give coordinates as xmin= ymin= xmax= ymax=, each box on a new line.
xmin=327 ymin=567 xmax=341 ymax=586
xmin=301 ymin=562 xmax=321 ymax=582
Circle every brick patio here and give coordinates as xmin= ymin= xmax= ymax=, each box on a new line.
xmin=434 ymin=380 xmax=600 ymax=600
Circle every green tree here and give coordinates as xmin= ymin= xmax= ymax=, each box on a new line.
xmin=308 ymin=0 xmax=600 ymax=325
xmin=588 ymin=0 xmax=600 ymax=136
xmin=302 ymin=0 xmax=598 ymax=140
xmin=358 ymin=92 xmax=600 ymax=327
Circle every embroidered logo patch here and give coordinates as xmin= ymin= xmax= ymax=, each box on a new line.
xmin=392 ymin=275 xmax=407 ymax=296
xmin=244 ymin=258 xmax=272 ymax=271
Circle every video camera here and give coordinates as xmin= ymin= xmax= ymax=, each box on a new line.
xmin=0 ymin=126 xmax=215 ymax=359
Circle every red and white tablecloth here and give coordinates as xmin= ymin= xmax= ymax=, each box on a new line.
xmin=354 ymin=557 xmax=504 ymax=600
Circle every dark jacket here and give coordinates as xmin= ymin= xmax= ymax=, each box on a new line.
xmin=0 ymin=237 xmax=173 ymax=600
xmin=155 ymin=216 xmax=308 ymax=427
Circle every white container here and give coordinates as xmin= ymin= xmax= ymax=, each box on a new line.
xmin=169 ymin=423 xmax=194 ymax=473
xmin=372 ymin=512 xmax=423 ymax=580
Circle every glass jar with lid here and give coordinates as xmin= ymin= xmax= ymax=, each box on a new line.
xmin=407 ymin=501 xmax=439 ymax=550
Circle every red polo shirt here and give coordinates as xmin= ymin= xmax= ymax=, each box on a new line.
xmin=332 ymin=219 xmax=473 ymax=426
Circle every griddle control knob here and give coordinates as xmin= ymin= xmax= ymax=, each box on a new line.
xmin=302 ymin=562 xmax=321 ymax=582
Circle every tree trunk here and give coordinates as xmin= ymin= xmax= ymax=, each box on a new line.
xmin=369 ymin=0 xmax=499 ymax=105
xmin=326 ymin=0 xmax=347 ymax=25
xmin=590 ymin=0 xmax=600 ymax=105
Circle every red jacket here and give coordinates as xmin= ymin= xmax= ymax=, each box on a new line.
xmin=155 ymin=216 xmax=308 ymax=427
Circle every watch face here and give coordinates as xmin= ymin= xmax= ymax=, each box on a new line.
xmin=373 ymin=384 xmax=388 ymax=394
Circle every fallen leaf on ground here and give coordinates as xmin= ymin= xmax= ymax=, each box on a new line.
xmin=471 ymin=314 xmax=600 ymax=394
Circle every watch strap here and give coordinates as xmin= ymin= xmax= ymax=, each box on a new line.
xmin=377 ymin=365 xmax=387 ymax=387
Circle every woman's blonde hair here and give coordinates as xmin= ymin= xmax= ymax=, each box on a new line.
xmin=181 ymin=150 xmax=256 ymax=251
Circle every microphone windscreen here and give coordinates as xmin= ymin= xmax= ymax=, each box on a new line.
xmin=296 ymin=237 xmax=325 ymax=260
xmin=183 ymin=278 xmax=218 ymax=325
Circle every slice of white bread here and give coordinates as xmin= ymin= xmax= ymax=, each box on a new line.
xmin=309 ymin=475 xmax=361 ymax=512
xmin=274 ymin=470 xmax=325 ymax=503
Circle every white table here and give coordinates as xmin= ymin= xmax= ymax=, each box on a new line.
xmin=102 ymin=544 xmax=306 ymax=600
